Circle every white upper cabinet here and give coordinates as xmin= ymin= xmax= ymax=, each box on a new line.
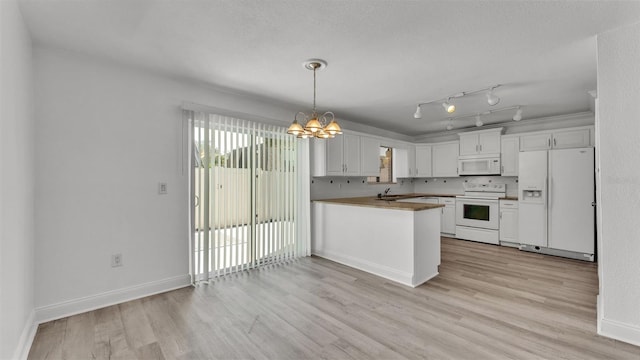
xmin=394 ymin=144 xmax=415 ymax=178
xmin=313 ymin=133 xmax=361 ymax=176
xmin=432 ymin=141 xmax=459 ymax=177
xmin=359 ymin=136 xmax=380 ymax=177
xmin=415 ymin=145 xmax=432 ymax=177
xmin=520 ymin=126 xmax=593 ymax=152
xmin=342 ymin=134 xmax=361 ymax=176
xmin=501 ymin=136 xmax=520 ymax=176
xmin=519 ymin=132 xmax=552 ymax=151
xmin=459 ymin=128 xmax=503 ymax=156
xmin=551 ymin=127 xmax=591 ymax=149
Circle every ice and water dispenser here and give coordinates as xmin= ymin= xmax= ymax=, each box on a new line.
xmin=520 ymin=184 xmax=545 ymax=204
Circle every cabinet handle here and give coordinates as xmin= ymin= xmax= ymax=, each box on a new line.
xmin=554 ymin=138 xmax=557 ymax=147
xmin=480 ymin=144 xmax=483 ymax=152
xmin=501 ymin=165 xmax=504 ymax=173
xmin=548 ymin=138 xmax=551 ymax=148
xmin=500 ymin=211 xmax=502 ymax=220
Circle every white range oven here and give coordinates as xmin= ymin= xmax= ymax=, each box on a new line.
xmin=455 ymin=182 xmax=505 ymax=245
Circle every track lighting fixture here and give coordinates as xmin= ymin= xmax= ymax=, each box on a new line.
xmin=475 ymin=114 xmax=483 ymax=127
xmin=413 ymin=105 xmax=422 ymax=119
xmin=414 ymin=84 xmax=501 ymax=118
xmin=442 ymin=99 xmax=456 ymax=113
xmin=486 ymin=87 xmax=500 ymax=106
xmin=443 ymin=105 xmax=522 ymax=130
xmin=513 ymin=106 xmax=523 ymax=121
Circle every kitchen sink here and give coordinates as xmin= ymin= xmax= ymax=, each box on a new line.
xmin=376 ymin=194 xmax=405 ymax=200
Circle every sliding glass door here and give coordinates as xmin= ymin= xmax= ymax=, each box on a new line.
xmin=187 ymin=111 xmax=303 ymax=283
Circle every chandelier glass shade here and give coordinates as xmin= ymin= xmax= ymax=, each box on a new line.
xmin=287 ymin=59 xmax=342 ymax=139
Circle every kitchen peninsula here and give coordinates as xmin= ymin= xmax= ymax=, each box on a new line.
xmin=312 ymin=195 xmax=443 ymax=287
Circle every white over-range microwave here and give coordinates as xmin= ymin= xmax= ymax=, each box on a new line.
xmin=458 ymin=156 xmax=501 ymax=176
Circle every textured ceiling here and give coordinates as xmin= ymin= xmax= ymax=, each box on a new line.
xmin=18 ymin=0 xmax=640 ymax=135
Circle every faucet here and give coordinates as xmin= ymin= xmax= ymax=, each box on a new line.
xmin=384 ymin=188 xmax=391 ymax=195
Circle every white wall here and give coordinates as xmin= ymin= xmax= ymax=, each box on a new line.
xmin=0 ymin=0 xmax=36 ymax=358
xmin=32 ymin=47 xmax=301 ymax=319
xmin=597 ymin=21 xmax=640 ymax=346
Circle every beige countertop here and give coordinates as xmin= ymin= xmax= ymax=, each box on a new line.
xmin=313 ymin=194 xmax=446 ymax=211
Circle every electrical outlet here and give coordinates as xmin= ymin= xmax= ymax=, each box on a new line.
xmin=158 ymin=182 xmax=167 ymax=195
xmin=111 ymin=253 xmax=123 ymax=267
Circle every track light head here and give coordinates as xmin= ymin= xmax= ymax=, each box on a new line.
xmin=442 ymin=100 xmax=455 ymax=113
xmin=414 ymin=105 xmax=422 ymax=119
xmin=486 ymin=88 xmax=500 ymax=106
xmin=513 ymin=107 xmax=523 ymax=121
xmin=446 ymin=123 xmax=454 ymax=131
xmin=475 ymin=114 xmax=483 ymax=127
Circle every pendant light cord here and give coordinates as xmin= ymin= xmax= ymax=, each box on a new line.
xmin=313 ymin=67 xmax=317 ymax=114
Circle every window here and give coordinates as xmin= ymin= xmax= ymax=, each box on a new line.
xmin=368 ymin=146 xmax=393 ymax=183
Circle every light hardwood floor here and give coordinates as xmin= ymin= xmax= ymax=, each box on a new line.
xmin=29 ymin=238 xmax=640 ymax=359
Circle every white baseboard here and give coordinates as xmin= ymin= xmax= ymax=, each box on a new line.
xmin=599 ymin=317 xmax=640 ymax=347
xmin=411 ymin=271 xmax=439 ymax=288
xmin=12 ymin=310 xmax=37 ymax=360
xmin=312 ymin=249 xmax=414 ymax=287
xmin=35 ymin=274 xmax=191 ymax=324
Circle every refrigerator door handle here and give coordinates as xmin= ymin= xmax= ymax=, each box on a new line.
xmin=548 ymin=177 xmax=551 ymax=208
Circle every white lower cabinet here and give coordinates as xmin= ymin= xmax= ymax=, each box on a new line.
xmin=499 ymin=200 xmax=518 ymax=246
xmin=439 ymin=197 xmax=456 ymax=235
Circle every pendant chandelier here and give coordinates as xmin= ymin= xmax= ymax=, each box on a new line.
xmin=287 ymin=59 xmax=342 ymax=139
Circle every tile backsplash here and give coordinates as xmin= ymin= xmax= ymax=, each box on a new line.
xmin=413 ymin=176 xmax=518 ymax=197
xmin=310 ymin=176 xmax=518 ymax=200
xmin=310 ymin=177 xmax=414 ymax=200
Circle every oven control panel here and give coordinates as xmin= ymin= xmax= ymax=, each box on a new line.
xmin=463 ymin=182 xmax=506 ymax=193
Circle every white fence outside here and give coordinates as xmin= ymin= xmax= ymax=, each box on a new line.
xmin=194 ymin=167 xmax=294 ymax=229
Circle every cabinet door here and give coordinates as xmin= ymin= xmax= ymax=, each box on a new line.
xmin=432 ymin=142 xmax=459 ymax=177
xmin=552 ymin=128 xmax=591 ymax=149
xmin=459 ymin=134 xmax=479 ymax=156
xmin=478 ymin=132 xmax=501 ymax=154
xmin=360 ymin=136 xmax=380 ymax=177
xmin=325 ymin=136 xmax=344 ymax=175
xmin=407 ymin=145 xmax=416 ymax=177
xmin=343 ymin=134 xmax=361 ymax=176
xmin=520 ymin=132 xmax=552 ymax=151
xmin=393 ymin=147 xmax=408 ymax=178
xmin=501 ymin=137 xmax=520 ymax=176
xmin=439 ymin=198 xmax=456 ymax=235
xmin=442 ymin=205 xmax=456 ymax=235
xmin=415 ymin=145 xmax=432 ymax=177
xmin=499 ymin=208 xmax=518 ymax=243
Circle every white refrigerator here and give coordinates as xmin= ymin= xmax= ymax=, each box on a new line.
xmin=518 ymin=148 xmax=595 ymax=259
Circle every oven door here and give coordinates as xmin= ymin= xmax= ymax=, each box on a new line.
xmin=456 ymin=197 xmax=499 ymax=230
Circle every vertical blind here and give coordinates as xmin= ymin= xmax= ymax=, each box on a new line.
xmin=186 ymin=110 xmax=310 ymax=283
